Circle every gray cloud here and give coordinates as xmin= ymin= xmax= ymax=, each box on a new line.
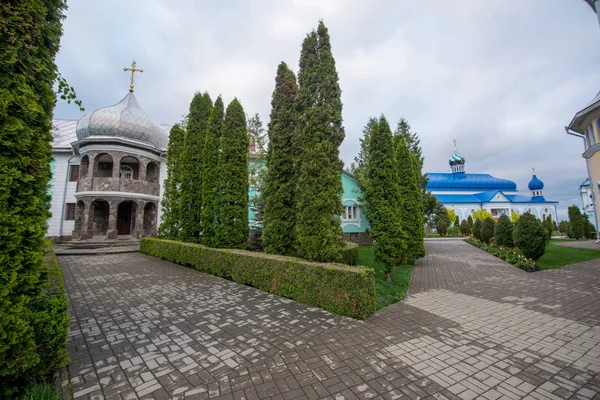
xmin=54 ymin=0 xmax=600 ymax=220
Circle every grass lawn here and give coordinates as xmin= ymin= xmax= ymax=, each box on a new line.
xmin=358 ymin=245 xmax=413 ymax=310
xmin=537 ymin=240 xmax=600 ymax=270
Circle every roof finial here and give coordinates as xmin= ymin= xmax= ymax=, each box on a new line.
xmin=453 ymin=138 xmax=457 ymax=151
xmin=532 ymin=167 xmax=535 ymax=175
xmin=123 ymin=60 xmax=143 ymax=92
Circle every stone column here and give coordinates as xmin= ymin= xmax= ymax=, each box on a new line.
xmin=107 ymin=200 xmax=118 ymax=239
xmin=80 ymin=201 xmax=93 ymax=240
xmin=139 ymin=160 xmax=147 ymax=181
xmin=134 ymin=200 xmax=146 ymax=238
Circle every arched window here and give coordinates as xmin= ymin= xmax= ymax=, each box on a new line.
xmin=120 ymin=165 xmax=134 ymax=180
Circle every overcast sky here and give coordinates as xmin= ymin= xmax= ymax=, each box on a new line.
xmin=54 ymin=0 xmax=600 ymax=220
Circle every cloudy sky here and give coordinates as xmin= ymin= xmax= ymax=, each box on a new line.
xmin=54 ymin=0 xmax=600 ymax=220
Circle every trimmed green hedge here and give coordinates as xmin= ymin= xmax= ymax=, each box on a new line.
xmin=341 ymin=242 xmax=359 ymax=266
xmin=1 ymin=240 xmax=70 ymax=397
xmin=140 ymin=238 xmax=375 ymax=319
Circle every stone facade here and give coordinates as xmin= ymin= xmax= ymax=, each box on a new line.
xmin=72 ymin=148 xmax=160 ymax=240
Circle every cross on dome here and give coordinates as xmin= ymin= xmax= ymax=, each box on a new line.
xmin=123 ymin=60 xmax=143 ymax=92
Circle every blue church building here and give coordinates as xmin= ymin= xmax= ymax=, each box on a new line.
xmin=427 ymin=144 xmax=558 ymax=223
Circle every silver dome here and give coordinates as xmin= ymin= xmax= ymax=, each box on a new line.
xmin=76 ymin=92 xmax=168 ymax=149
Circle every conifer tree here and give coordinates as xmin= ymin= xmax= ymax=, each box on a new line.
xmin=494 ymin=214 xmax=513 ymax=247
xmin=363 ymin=116 xmax=406 ymax=281
xmin=180 ymin=92 xmax=213 ymax=242
xmin=263 ymin=62 xmax=299 ymax=255
xmin=394 ymin=134 xmax=425 ymax=261
xmin=460 ymin=220 xmax=471 ymax=236
xmin=295 ymin=21 xmax=345 ymax=262
xmin=567 ymin=205 xmax=584 ymax=240
xmin=0 ymin=0 xmax=67 ymax=381
xmin=200 ymin=97 xmax=224 ymax=246
xmin=468 ymin=215 xmax=474 ymax=228
xmin=214 ymin=99 xmax=249 ymax=248
xmin=513 ymin=212 xmax=547 ymax=260
xmin=542 ymin=216 xmax=554 ymax=243
xmin=247 ymin=113 xmax=267 ymax=155
xmin=351 ymin=118 xmax=378 ymax=186
xmin=481 ymin=217 xmax=495 ymax=244
xmin=158 ymin=123 xmax=186 ymax=239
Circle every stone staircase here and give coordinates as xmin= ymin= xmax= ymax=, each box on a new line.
xmin=53 ymin=236 xmax=140 ymax=256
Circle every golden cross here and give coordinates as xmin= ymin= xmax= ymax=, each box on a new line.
xmin=453 ymin=138 xmax=457 ymax=151
xmin=123 ymin=60 xmax=143 ymax=92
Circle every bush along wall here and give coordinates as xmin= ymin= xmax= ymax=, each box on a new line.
xmin=140 ymin=238 xmax=375 ymax=319
xmin=465 ymin=238 xmax=538 ymax=272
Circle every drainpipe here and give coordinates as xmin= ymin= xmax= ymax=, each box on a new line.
xmin=566 ymin=127 xmax=600 ymax=241
xmin=59 ymin=152 xmax=76 ymax=240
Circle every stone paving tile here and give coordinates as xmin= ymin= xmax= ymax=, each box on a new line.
xmin=57 ymin=240 xmax=600 ymax=399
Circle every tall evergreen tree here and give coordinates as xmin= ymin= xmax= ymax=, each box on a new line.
xmin=200 ymin=97 xmax=224 ymax=246
xmin=158 ymin=123 xmax=186 ymax=239
xmin=567 ymin=205 xmax=584 ymax=240
xmin=394 ymin=135 xmax=425 ymax=261
xmin=180 ymin=92 xmax=212 ymax=242
xmin=0 ymin=0 xmax=66 ymax=380
xmin=263 ymin=62 xmax=299 ymax=256
xmin=351 ymin=118 xmax=378 ymax=185
xmin=363 ymin=116 xmax=406 ymax=281
xmin=295 ymin=21 xmax=346 ymax=262
xmin=214 ymin=99 xmax=249 ymax=248
xmin=247 ymin=113 xmax=267 ymax=155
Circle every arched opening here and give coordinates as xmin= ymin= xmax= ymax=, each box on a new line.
xmin=74 ymin=200 xmax=85 ymax=233
xmin=146 ymin=161 xmax=159 ymax=183
xmin=117 ymin=200 xmax=137 ymax=235
xmin=94 ymin=153 xmax=113 ymax=178
xmin=88 ymin=200 xmax=110 ymax=236
xmin=119 ymin=156 xmax=139 ymax=180
xmin=80 ymin=155 xmax=89 ymax=179
xmin=143 ymin=202 xmax=157 ymax=236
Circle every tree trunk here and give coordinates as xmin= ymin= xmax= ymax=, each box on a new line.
xmin=386 ymin=271 xmax=392 ymax=283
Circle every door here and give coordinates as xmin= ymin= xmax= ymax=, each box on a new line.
xmin=117 ymin=202 xmax=132 ymax=235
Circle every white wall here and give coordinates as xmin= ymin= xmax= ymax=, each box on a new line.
xmin=48 ymin=152 xmax=79 ymax=237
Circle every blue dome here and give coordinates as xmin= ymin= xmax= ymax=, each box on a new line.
xmin=427 ymin=173 xmax=517 ymax=191
xmin=448 ymin=151 xmax=465 ymax=166
xmin=528 ymin=175 xmax=544 ymax=191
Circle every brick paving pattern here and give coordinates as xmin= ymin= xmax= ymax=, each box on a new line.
xmin=56 ymin=240 xmax=600 ymax=399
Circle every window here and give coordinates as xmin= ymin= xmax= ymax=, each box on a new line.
xmin=65 ymin=203 xmax=76 ymax=220
xmin=119 ymin=165 xmax=133 ymax=180
xmin=343 ymin=205 xmax=360 ymax=221
xmin=590 ymin=126 xmax=597 ymax=146
xmin=69 ymin=165 xmax=79 ymax=182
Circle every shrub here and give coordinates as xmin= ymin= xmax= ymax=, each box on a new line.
xmin=140 ymin=238 xmax=375 ymax=319
xmin=542 ymin=216 xmax=554 ymax=243
xmin=481 ymin=218 xmax=495 ymax=244
xmin=1 ymin=241 xmax=70 ymax=396
xmin=465 ymin=238 xmax=537 ymax=272
xmin=467 ymin=215 xmax=474 ymax=228
xmin=460 ymin=219 xmax=471 ymax=236
xmin=558 ymin=220 xmax=568 ymax=235
xmin=583 ymin=216 xmax=596 ymax=240
xmin=513 ymin=212 xmax=547 ymax=261
xmin=436 ymin=220 xmax=448 ymax=237
xmin=473 ymin=219 xmax=482 ymax=241
xmin=341 ymin=242 xmax=359 ymax=266
xmin=494 ymin=215 xmax=513 ymax=247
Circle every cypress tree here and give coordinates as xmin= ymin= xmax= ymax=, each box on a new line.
xmin=214 ymin=99 xmax=249 ymax=249
xmin=513 ymin=212 xmax=547 ymax=260
xmin=394 ymin=135 xmax=425 ymax=261
xmin=473 ymin=219 xmax=483 ymax=241
xmin=158 ymin=123 xmax=186 ymax=239
xmin=363 ymin=116 xmax=406 ymax=281
xmin=0 ymin=0 xmax=66 ymax=381
xmin=468 ymin=215 xmax=474 ymax=228
xmin=295 ymin=21 xmax=346 ymax=262
xmin=180 ymin=92 xmax=213 ymax=242
xmin=481 ymin=217 xmax=495 ymax=244
xmin=494 ymin=214 xmax=513 ymax=247
xmin=460 ymin=220 xmax=471 ymax=236
xmin=263 ymin=62 xmax=299 ymax=255
xmin=567 ymin=205 xmax=584 ymax=240
xmin=542 ymin=216 xmax=554 ymax=243
xmin=200 ymin=97 xmax=224 ymax=246
xmin=352 ymin=118 xmax=378 ymax=186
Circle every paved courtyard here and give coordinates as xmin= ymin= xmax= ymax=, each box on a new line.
xmin=56 ymin=240 xmax=600 ymax=400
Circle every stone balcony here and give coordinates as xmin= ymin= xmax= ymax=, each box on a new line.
xmin=77 ymin=177 xmax=160 ymax=196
